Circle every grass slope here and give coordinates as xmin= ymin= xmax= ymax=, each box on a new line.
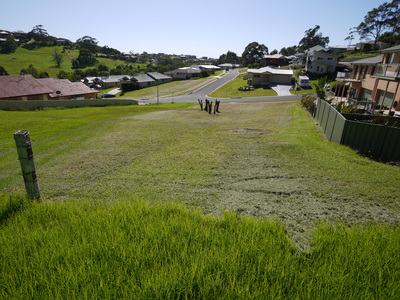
xmin=0 ymin=46 xmax=144 ymax=77
xmin=0 ymin=102 xmax=399 ymax=297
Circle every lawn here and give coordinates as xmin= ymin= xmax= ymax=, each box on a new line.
xmin=208 ymin=71 xmax=278 ymax=98
xmin=1 ymin=102 xmax=399 ymax=298
xmin=119 ymin=77 xmax=218 ymax=99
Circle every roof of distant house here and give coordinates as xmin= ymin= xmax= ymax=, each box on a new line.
xmin=132 ymin=73 xmax=155 ymax=83
xmin=37 ymin=78 xmax=96 ymax=98
xmin=147 ymin=72 xmax=172 ymax=80
xmin=247 ymin=66 xmax=293 ymax=75
xmin=264 ymin=54 xmax=287 ymax=59
xmin=0 ymin=75 xmax=52 ymax=98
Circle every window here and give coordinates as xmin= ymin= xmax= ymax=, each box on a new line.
xmin=317 ymin=57 xmax=323 ymax=60
xmin=321 ymin=67 xmax=324 ymax=72
xmin=316 ymin=66 xmax=320 ymax=72
xmin=328 ymin=57 xmax=333 ymax=60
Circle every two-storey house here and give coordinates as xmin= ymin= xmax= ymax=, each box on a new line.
xmin=305 ymin=45 xmax=338 ymax=75
xmin=336 ymin=45 xmax=400 ymax=113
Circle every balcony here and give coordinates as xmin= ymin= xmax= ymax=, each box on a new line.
xmin=336 ymin=72 xmax=360 ymax=82
xmin=373 ymin=63 xmax=400 ymax=79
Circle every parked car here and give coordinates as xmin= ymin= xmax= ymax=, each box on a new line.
xmin=101 ymin=93 xmax=116 ymax=98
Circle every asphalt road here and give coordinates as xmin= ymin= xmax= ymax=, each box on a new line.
xmin=137 ymin=69 xmax=302 ymax=104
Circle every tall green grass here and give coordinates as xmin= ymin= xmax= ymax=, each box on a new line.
xmin=0 ymin=194 xmax=399 ymax=298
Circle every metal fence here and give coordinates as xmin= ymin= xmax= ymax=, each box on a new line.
xmin=315 ymin=99 xmax=400 ymax=162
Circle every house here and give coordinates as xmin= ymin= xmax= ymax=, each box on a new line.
xmin=335 ymin=44 xmax=400 ymax=112
xmin=37 ymin=78 xmax=97 ymax=100
xmin=82 ymin=75 xmax=130 ymax=89
xmin=0 ymin=75 xmax=96 ymax=100
xmin=247 ymin=67 xmax=293 ymax=86
xmin=218 ymin=63 xmax=241 ymax=70
xmin=147 ymin=72 xmax=172 ymax=85
xmin=0 ymin=75 xmax=52 ymax=100
xmin=120 ymin=74 xmax=156 ymax=91
xmin=355 ymin=41 xmax=388 ymax=51
xmin=164 ymin=67 xmax=201 ymax=80
xmin=305 ymin=45 xmax=338 ymax=75
xmin=264 ymin=54 xmax=288 ymax=67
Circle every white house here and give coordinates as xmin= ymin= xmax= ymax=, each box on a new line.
xmin=247 ymin=67 xmax=293 ymax=85
xmin=305 ymin=45 xmax=338 ymax=75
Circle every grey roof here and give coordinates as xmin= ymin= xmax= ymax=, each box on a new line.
xmin=147 ymin=72 xmax=172 ymax=80
xmin=351 ymin=55 xmax=383 ymax=65
xmin=132 ymin=74 xmax=155 ymax=83
xmin=247 ymin=66 xmax=293 ymax=75
xmin=381 ymin=45 xmax=400 ymax=53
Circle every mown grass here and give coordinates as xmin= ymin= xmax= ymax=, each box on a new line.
xmin=0 ymin=195 xmax=399 ymax=298
xmin=208 ymin=72 xmax=278 ymax=98
xmin=0 ymin=102 xmax=399 ymax=298
xmin=119 ymin=77 xmax=218 ymax=99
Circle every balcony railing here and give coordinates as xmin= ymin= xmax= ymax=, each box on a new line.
xmin=373 ymin=63 xmax=400 ymax=79
xmin=336 ymin=72 xmax=360 ymax=82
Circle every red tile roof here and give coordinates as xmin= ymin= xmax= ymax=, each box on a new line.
xmin=0 ymin=75 xmax=52 ymax=98
xmin=0 ymin=75 xmax=97 ymax=100
xmin=36 ymin=78 xmax=96 ymax=98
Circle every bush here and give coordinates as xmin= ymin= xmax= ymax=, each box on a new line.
xmin=300 ymin=94 xmax=316 ymax=113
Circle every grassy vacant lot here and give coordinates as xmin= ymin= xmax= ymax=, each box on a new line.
xmin=209 ymin=71 xmax=278 ymax=98
xmin=119 ymin=77 xmax=220 ymax=99
xmin=0 ymin=46 xmax=145 ymax=77
xmin=1 ymin=102 xmax=399 ymax=298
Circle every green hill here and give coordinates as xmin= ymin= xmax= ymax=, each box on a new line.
xmin=0 ymin=46 xmax=144 ymax=78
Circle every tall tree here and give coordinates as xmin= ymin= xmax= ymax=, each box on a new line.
xmin=351 ymin=0 xmax=400 ymax=48
xmin=241 ymin=42 xmax=268 ymax=67
xmin=216 ymin=51 xmax=240 ymax=65
xmin=28 ymin=25 xmax=49 ymax=42
xmin=76 ymin=36 xmax=99 ymax=54
xmin=298 ymin=25 xmax=329 ymax=52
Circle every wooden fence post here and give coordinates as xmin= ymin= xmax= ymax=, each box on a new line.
xmin=14 ymin=130 xmax=40 ymax=199
xmin=198 ymin=99 xmax=203 ymax=111
xmin=209 ymin=101 xmax=213 ymax=114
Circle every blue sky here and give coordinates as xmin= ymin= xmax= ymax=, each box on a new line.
xmin=2 ymin=0 xmax=389 ymax=58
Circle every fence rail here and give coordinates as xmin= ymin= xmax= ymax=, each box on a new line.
xmin=315 ymin=99 xmax=400 ymax=162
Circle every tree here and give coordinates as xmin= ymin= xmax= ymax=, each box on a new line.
xmin=270 ymin=49 xmax=278 ymax=55
xmin=0 ymin=35 xmax=18 ymax=54
xmin=20 ymin=64 xmax=39 ymax=78
xmin=216 ymin=51 xmax=240 ymax=65
xmin=52 ymin=49 xmax=63 ymax=67
xmin=28 ymin=25 xmax=49 ymax=42
xmin=280 ymin=46 xmax=298 ymax=56
xmin=241 ymin=42 xmax=268 ymax=67
xmin=298 ymin=25 xmax=329 ymax=52
xmin=351 ymin=0 xmax=400 ymax=48
xmin=0 ymin=66 xmax=9 ymax=76
xmin=76 ymin=36 xmax=99 ymax=54
xmin=75 ymin=48 xmax=97 ymax=68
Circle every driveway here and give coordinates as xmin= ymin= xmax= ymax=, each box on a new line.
xmin=270 ymin=84 xmax=292 ymax=96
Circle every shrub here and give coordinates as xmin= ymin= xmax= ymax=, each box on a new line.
xmin=300 ymin=94 xmax=316 ymax=112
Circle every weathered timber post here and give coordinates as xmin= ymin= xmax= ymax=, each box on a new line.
xmin=198 ymin=99 xmax=203 ymax=111
xmin=205 ymin=99 xmax=209 ymax=112
xmin=209 ymin=101 xmax=213 ymax=114
xmin=14 ymin=130 xmax=40 ymax=199
xmin=214 ymin=100 xmax=217 ymax=114
xmin=216 ymin=100 xmax=220 ymax=113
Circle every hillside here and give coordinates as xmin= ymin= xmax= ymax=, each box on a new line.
xmin=0 ymin=46 xmax=145 ymax=78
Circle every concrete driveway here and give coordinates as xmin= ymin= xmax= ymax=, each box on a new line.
xmin=270 ymin=84 xmax=292 ymax=96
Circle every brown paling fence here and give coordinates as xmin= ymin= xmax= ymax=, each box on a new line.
xmin=315 ymin=99 xmax=400 ymax=163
